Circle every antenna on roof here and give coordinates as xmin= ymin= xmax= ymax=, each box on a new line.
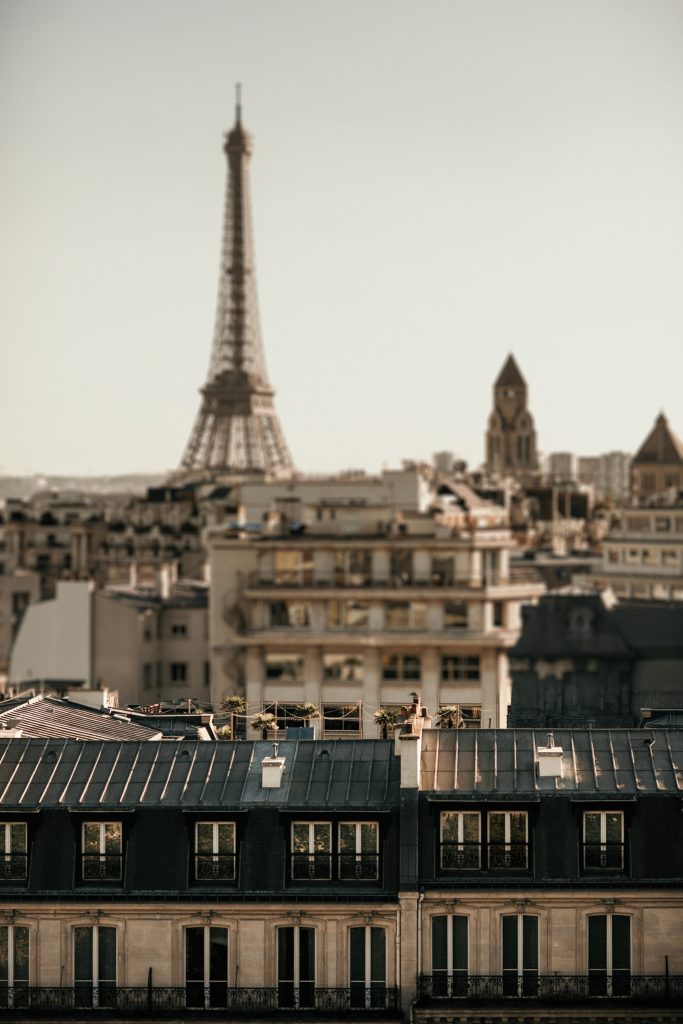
xmin=235 ymin=82 xmax=242 ymax=125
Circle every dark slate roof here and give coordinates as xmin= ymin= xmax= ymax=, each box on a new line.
xmin=421 ymin=728 xmax=683 ymax=796
xmin=495 ymin=354 xmax=526 ymax=389
xmin=0 ymin=697 xmax=163 ymax=743
xmin=511 ymin=593 xmax=631 ymax=658
xmin=633 ymin=412 xmax=683 ymax=465
xmin=0 ymin=739 xmax=399 ymax=809
xmin=613 ymin=603 xmax=683 ymax=651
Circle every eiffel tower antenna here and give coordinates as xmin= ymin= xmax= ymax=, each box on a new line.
xmin=177 ymin=89 xmax=295 ymax=480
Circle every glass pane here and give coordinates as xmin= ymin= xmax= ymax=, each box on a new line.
xmin=360 ymin=823 xmax=377 ymax=853
xmin=510 ymin=813 xmax=526 ymax=843
xmin=209 ymin=929 xmax=228 ymax=982
xmin=74 ymin=928 xmax=93 ymax=984
xmin=349 ymin=927 xmax=364 ymax=983
xmin=98 ymin=928 xmax=116 ymax=984
xmin=104 ymin=823 xmax=121 ymax=853
xmin=522 ymin=917 xmax=538 ymax=971
xmin=196 ymin=824 xmax=213 ymax=854
xmin=185 ymin=928 xmax=204 ymax=982
xmin=588 ymin=916 xmax=607 ymax=971
xmin=313 ymin=823 xmax=330 ymax=852
xmin=489 ymin=814 xmax=505 ymax=843
xmin=612 ymin=916 xmax=631 ymax=972
xmin=339 ymin=824 xmax=355 ymax=853
xmin=606 ymin=813 xmax=622 ymax=843
xmin=292 ymin=824 xmax=309 ymax=854
xmin=370 ymin=927 xmax=385 ymax=983
xmin=584 ymin=813 xmax=600 ymax=843
xmin=10 ymin=825 xmax=26 ymax=854
xmin=432 ymin=917 xmax=447 ymax=972
xmin=441 ymin=813 xmax=459 ymax=843
xmin=0 ymin=929 xmax=7 ymax=984
xmin=217 ymin=824 xmax=234 ymax=855
xmin=299 ymin=928 xmax=315 ymax=984
xmin=278 ymin=928 xmax=293 ymax=983
xmin=83 ymin=824 xmax=100 ymax=854
xmin=501 ymin=917 xmax=517 ymax=972
xmin=453 ymin=916 xmax=468 ymax=973
xmin=463 ymin=814 xmax=480 ymax=843
xmin=13 ymin=928 xmax=29 ymax=986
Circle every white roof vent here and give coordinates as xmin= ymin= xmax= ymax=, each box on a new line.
xmin=261 ymin=743 xmax=286 ymax=789
xmin=536 ymin=732 xmax=564 ymax=778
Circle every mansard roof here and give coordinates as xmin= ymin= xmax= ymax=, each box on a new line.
xmin=495 ymin=353 xmax=526 ymax=388
xmin=0 ymin=696 xmax=163 ymax=742
xmin=633 ymin=412 xmax=683 ymax=465
xmin=0 ymin=738 xmax=399 ymax=810
xmin=421 ymin=728 xmax=683 ymax=795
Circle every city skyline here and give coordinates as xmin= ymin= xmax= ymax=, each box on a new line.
xmin=2 ymin=0 xmax=683 ymax=476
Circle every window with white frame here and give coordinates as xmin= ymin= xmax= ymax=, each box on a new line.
xmin=349 ymin=926 xmax=387 ymax=1008
xmin=583 ymin=811 xmax=624 ymax=870
xmin=278 ymin=926 xmax=315 ymax=1009
xmin=0 ymin=823 xmax=27 ymax=881
xmin=440 ymin=812 xmax=481 ymax=869
xmin=322 ymin=703 xmax=362 ymax=736
xmin=0 ymin=925 xmax=29 ymax=1006
xmin=431 ymin=915 xmax=468 ymax=997
xmin=185 ymin=926 xmax=228 ymax=1008
xmin=194 ymin=822 xmax=236 ymax=881
xmin=74 ymin=926 xmax=116 ymax=1008
xmin=588 ymin=914 xmax=631 ymax=996
xmin=339 ymin=822 xmax=379 ymax=879
xmin=488 ymin=811 xmax=528 ymax=869
xmin=81 ymin=822 xmax=122 ymax=881
xmin=501 ymin=914 xmax=538 ymax=997
xmin=291 ymin=822 xmax=331 ymax=879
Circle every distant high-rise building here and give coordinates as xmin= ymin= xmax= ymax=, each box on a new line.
xmin=178 ymin=90 xmax=294 ymax=481
xmin=485 ymin=354 xmax=539 ymax=477
xmin=631 ymin=412 xmax=683 ymax=501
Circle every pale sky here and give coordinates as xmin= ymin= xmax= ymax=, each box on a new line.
xmin=2 ymin=0 xmax=682 ymax=477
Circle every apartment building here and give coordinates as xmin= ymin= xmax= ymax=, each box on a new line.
xmin=0 ymin=722 xmax=680 ymax=1022
xmin=206 ymin=485 xmax=545 ymax=731
xmin=579 ymin=504 xmax=683 ymax=601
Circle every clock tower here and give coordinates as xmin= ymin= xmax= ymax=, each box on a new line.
xmin=485 ymin=354 xmax=539 ymax=477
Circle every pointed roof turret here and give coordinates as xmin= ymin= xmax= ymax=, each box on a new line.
xmin=495 ymin=354 xmax=526 ymax=389
xmin=633 ymin=412 xmax=683 ymax=465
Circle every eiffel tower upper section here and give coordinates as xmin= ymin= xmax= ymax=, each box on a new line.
xmin=178 ymin=90 xmax=295 ymax=480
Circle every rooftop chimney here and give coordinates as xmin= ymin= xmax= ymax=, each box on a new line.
xmin=261 ymin=742 xmax=286 ymax=788
xmin=536 ymin=732 xmax=564 ymax=778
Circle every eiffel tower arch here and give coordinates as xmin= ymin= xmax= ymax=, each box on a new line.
xmin=176 ymin=90 xmax=295 ymax=481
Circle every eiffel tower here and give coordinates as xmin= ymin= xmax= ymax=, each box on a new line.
xmin=178 ymin=89 xmax=295 ymax=479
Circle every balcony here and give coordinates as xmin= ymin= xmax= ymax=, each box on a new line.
xmin=417 ymin=974 xmax=683 ymax=1006
xmin=0 ymin=985 xmax=401 ymax=1017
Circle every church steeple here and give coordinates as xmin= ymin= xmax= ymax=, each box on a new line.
xmin=485 ymin=354 xmax=538 ymax=478
xmin=178 ymin=89 xmax=294 ymax=479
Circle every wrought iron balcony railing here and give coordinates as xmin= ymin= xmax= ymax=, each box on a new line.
xmin=439 ymin=842 xmax=528 ymax=871
xmin=0 ymin=985 xmax=400 ymax=1015
xmin=290 ymin=852 xmax=380 ymax=881
xmin=193 ymin=853 xmax=236 ymax=882
xmin=0 ymin=854 xmax=27 ymax=881
xmin=81 ymin=854 xmax=122 ymax=882
xmin=582 ymin=841 xmax=625 ymax=870
xmin=417 ymin=973 xmax=683 ymax=1004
